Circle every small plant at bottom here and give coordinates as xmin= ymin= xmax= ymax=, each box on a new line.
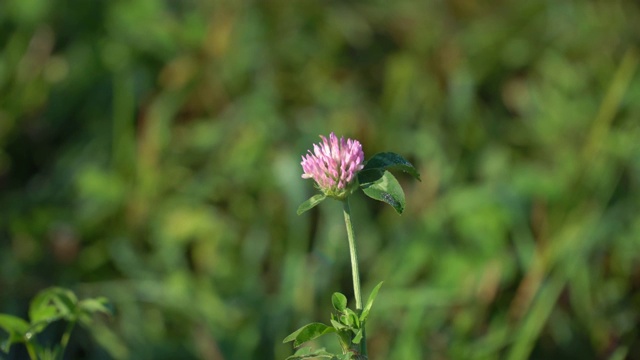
xmin=0 ymin=287 xmax=111 ymax=360
xmin=284 ymin=133 xmax=420 ymax=359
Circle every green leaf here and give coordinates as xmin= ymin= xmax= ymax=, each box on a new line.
xmin=283 ymin=323 xmax=336 ymax=347
xmin=78 ymin=297 xmax=112 ymax=326
xmin=339 ymin=314 xmax=351 ymax=327
xmin=362 ymin=152 xmax=421 ymax=181
xmin=352 ymin=329 xmax=363 ymax=344
xmin=27 ymin=287 xmax=80 ymax=336
xmin=330 ymin=319 xmax=348 ymax=331
xmin=286 ymin=347 xmax=338 ymax=359
xmin=0 ymin=314 xmax=30 ymax=352
xmin=344 ymin=308 xmax=360 ymax=329
xmin=29 ymin=288 xmax=78 ymax=322
xmin=360 ymin=282 xmax=383 ymax=322
xmin=297 ymin=194 xmax=326 ymax=215
xmin=359 ymin=170 xmax=406 ymax=214
xmin=336 ymin=331 xmax=353 ymax=355
xmin=331 ymin=293 xmax=347 ymax=312
xmin=35 ymin=346 xmax=60 ymax=360
xmin=79 ymin=297 xmax=110 ymax=315
xmin=28 ymin=288 xmax=78 ymax=334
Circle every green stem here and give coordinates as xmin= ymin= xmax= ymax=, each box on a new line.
xmin=59 ymin=319 xmax=76 ymax=359
xmin=342 ymin=198 xmax=367 ymax=358
xmin=342 ymin=199 xmax=362 ymax=309
xmin=25 ymin=342 xmax=38 ymax=360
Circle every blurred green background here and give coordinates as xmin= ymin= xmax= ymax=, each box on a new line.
xmin=1 ymin=0 xmax=640 ymax=359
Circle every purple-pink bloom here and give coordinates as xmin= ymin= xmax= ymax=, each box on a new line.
xmin=301 ymin=133 xmax=365 ymax=199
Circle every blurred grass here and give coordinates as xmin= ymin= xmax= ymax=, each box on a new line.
xmin=1 ymin=0 xmax=640 ymax=359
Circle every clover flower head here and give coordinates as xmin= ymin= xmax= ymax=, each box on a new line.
xmin=301 ymin=133 xmax=365 ymax=199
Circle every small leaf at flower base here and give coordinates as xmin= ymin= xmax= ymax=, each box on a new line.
xmin=286 ymin=347 xmax=337 ymax=359
xmin=362 ymin=152 xmax=421 ymax=181
xmin=297 ymin=194 xmax=326 ymax=215
xmin=360 ymin=170 xmax=406 ymax=214
xmin=331 ymin=292 xmax=347 ymax=312
xmin=360 ymin=281 xmax=383 ymax=322
xmin=283 ymin=323 xmax=336 ymax=347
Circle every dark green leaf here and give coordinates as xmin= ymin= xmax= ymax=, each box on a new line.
xmin=360 ymin=171 xmax=406 ymax=214
xmin=360 ymin=281 xmax=383 ymax=322
xmin=331 ymin=293 xmax=347 ymax=312
xmin=357 ymin=169 xmax=384 ymax=186
xmin=297 ymin=194 xmax=326 ymax=215
xmin=283 ymin=323 xmax=336 ymax=347
xmin=362 ymin=152 xmax=421 ymax=181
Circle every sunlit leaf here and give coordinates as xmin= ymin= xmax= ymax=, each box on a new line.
xmin=359 ymin=170 xmax=406 ymax=214
xmin=29 ymin=287 xmax=78 ymax=324
xmin=27 ymin=287 xmax=78 ymax=335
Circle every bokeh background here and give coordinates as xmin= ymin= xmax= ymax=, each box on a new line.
xmin=2 ymin=0 xmax=640 ymax=359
